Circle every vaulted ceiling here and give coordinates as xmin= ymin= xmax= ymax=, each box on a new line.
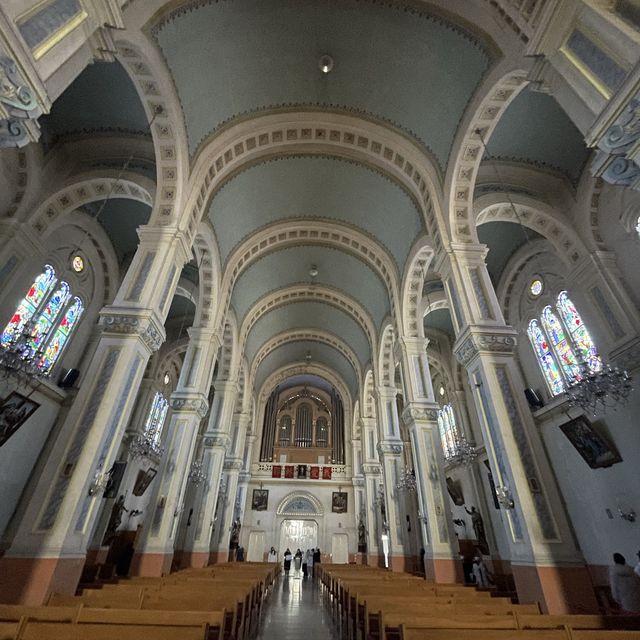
xmin=33 ymin=0 xmax=597 ymax=404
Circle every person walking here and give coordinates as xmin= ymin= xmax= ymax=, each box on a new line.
xmin=610 ymin=552 xmax=640 ymax=612
xmin=283 ymin=548 xmax=292 ymax=575
xmin=294 ymin=548 xmax=303 ymax=577
xmin=304 ymin=548 xmax=313 ymax=578
xmin=268 ymin=546 xmax=278 ymax=563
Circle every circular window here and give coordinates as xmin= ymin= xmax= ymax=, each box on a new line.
xmin=530 ymin=278 xmax=543 ymax=297
xmin=72 ymin=255 xmax=85 ymax=273
xmin=163 ymin=373 xmax=170 ymax=385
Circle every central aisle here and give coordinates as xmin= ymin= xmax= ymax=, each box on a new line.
xmin=256 ymin=573 xmax=339 ymax=640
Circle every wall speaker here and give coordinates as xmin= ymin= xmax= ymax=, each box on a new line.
xmin=59 ymin=368 xmax=79 ymax=389
xmin=524 ymin=388 xmax=544 ymax=410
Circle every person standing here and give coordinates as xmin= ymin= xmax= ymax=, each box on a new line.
xmin=610 ymin=553 xmax=640 ymax=612
xmin=305 ymin=548 xmax=313 ymax=578
xmin=471 ymin=556 xmax=492 ymax=587
xmin=283 ymin=548 xmax=292 ymax=574
xmin=294 ymin=548 xmax=303 ymax=577
xmin=268 ymin=547 xmax=278 ymax=563
xmin=302 ymin=549 xmax=309 ymax=578
xmin=313 ymin=547 xmax=321 ymax=565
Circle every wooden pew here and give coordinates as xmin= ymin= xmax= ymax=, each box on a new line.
xmin=0 ymin=622 xmax=21 ymax=640
xmin=18 ymin=621 xmax=209 ymax=640
xmin=400 ymin=628 xmax=570 ymax=640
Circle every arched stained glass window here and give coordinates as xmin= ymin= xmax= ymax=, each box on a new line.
xmin=557 ymin=292 xmax=601 ymax=372
xmin=527 ymin=319 xmax=564 ymax=396
xmin=1 ymin=265 xmax=57 ymax=348
xmin=28 ymin=282 xmax=70 ymax=357
xmin=39 ymin=297 xmax=84 ymax=373
xmin=541 ymin=306 xmax=580 ymax=383
xmin=144 ymin=392 xmax=169 ymax=445
xmin=437 ymin=404 xmax=459 ymax=462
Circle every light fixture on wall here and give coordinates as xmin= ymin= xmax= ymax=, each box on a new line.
xmin=319 ymin=55 xmax=334 ymax=74
xmin=445 ymin=433 xmax=477 ymax=468
xmin=129 ymin=432 xmax=164 ymax=461
xmin=0 ymin=318 xmax=47 ymax=384
xmin=476 ymin=128 xmax=633 ymax=416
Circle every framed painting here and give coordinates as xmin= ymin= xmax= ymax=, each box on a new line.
xmin=559 ymin=415 xmax=622 ymax=469
xmin=132 ymin=467 xmax=157 ymax=496
xmin=332 ymin=491 xmax=348 ymax=513
xmin=0 ymin=391 xmax=39 ymax=448
xmin=252 ymin=489 xmax=269 ymax=511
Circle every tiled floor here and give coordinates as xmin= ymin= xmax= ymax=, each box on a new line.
xmin=256 ymin=572 xmax=339 ymax=640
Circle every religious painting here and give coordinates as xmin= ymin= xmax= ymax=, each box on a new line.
xmin=310 ymin=466 xmax=319 ymax=479
xmin=559 ymin=415 xmax=622 ymax=469
xmin=284 ymin=465 xmax=294 ymax=478
xmin=297 ymin=464 xmax=307 ymax=479
xmin=132 ymin=467 xmax=157 ymax=496
xmin=271 ymin=465 xmax=282 ymax=478
xmin=445 ymin=476 xmax=465 ymax=506
xmin=322 ymin=466 xmax=332 ymax=480
xmin=0 ymin=391 xmax=39 ymax=448
xmin=252 ymin=489 xmax=269 ymax=511
xmin=104 ymin=461 xmax=127 ymax=499
xmin=332 ymin=491 xmax=348 ymax=513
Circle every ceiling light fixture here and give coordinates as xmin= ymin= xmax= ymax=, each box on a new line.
xmin=309 ymin=264 xmax=319 ymax=278
xmin=319 ymin=55 xmax=334 ymax=74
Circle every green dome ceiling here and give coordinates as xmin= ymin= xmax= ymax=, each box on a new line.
xmin=254 ymin=339 xmax=358 ymax=398
xmin=208 ymin=156 xmax=422 ymax=267
xmin=230 ymin=245 xmax=389 ymax=328
xmin=153 ymin=0 xmax=491 ymax=165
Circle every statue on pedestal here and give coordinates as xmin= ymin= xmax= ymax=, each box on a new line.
xmin=357 ymin=518 xmax=367 ymax=552
xmin=465 ymin=505 xmax=489 ymax=555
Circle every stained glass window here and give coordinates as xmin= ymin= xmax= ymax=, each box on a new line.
xmin=556 ymin=292 xmax=602 ymax=372
xmin=527 ymin=319 xmax=564 ymax=395
xmin=530 ymin=279 xmax=543 ymax=297
xmin=1 ymin=265 xmax=57 ymax=348
xmin=541 ymin=306 xmax=581 ymax=383
xmin=438 ymin=404 xmax=460 ymax=462
xmin=38 ymin=297 xmax=84 ymax=373
xmin=144 ymin=392 xmax=169 ymax=444
xmin=27 ymin=282 xmax=70 ymax=358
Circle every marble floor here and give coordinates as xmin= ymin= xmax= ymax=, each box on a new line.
xmin=256 ymin=572 xmax=339 ymax=640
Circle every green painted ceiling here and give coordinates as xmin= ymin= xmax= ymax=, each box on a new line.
xmin=40 ymin=60 xmax=150 ymax=146
xmin=82 ymin=199 xmax=151 ymax=263
xmin=153 ymin=0 xmax=490 ymax=165
xmin=230 ymin=245 xmax=389 ymax=328
xmin=209 ymin=156 xmax=422 ymax=268
xmin=244 ymin=301 xmax=369 ymax=366
xmin=477 ymin=221 xmax=543 ymax=287
xmin=424 ymin=308 xmax=454 ymax=336
xmin=484 ymin=89 xmax=590 ymax=184
xmin=254 ymin=340 xmax=358 ymax=398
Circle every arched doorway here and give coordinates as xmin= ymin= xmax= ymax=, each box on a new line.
xmin=276 ymin=492 xmax=323 ymax=553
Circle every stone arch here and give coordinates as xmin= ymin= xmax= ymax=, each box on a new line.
xmin=216 ymin=220 xmax=400 ymax=337
xmin=475 ymin=193 xmax=588 ymax=265
xmin=115 ymin=37 xmax=188 ymax=224
xmin=446 ymin=67 xmax=529 ymax=243
xmin=277 ymin=491 xmax=324 ymax=516
xmin=249 ymin=329 xmax=363 ymax=396
xmin=27 ymin=175 xmax=153 ymax=237
xmin=183 ymin=110 xmax=444 ymax=260
xmin=377 ymin=322 xmax=396 ymax=387
xmin=401 ymin=237 xmax=435 ymax=338
xmin=421 ymin=289 xmax=450 ymax=319
xmin=238 ymin=284 xmax=378 ymax=365
xmin=149 ymin=337 xmax=188 ymax=389
xmin=192 ymin=221 xmax=221 ymax=330
xmin=217 ymin=312 xmax=239 ymax=382
xmin=362 ymin=368 xmax=377 ymax=419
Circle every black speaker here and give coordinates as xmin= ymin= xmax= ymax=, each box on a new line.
xmin=59 ymin=368 xmax=80 ymax=389
xmin=524 ymin=388 xmax=544 ymax=410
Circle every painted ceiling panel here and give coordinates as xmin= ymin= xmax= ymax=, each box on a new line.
xmin=40 ymin=60 xmax=150 ymax=145
xmin=231 ymin=245 xmax=389 ymax=326
xmin=153 ymin=0 xmax=490 ymax=165
xmin=477 ymin=221 xmax=543 ymax=287
xmin=484 ymin=89 xmax=590 ymax=183
xmin=209 ymin=156 xmax=422 ymax=267
xmin=254 ymin=340 xmax=358 ymax=399
xmin=244 ymin=301 xmax=370 ymax=366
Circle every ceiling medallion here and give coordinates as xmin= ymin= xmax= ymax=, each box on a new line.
xmin=319 ymin=55 xmax=334 ymax=74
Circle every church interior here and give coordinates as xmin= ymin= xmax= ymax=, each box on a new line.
xmin=1 ymin=0 xmax=640 ymax=637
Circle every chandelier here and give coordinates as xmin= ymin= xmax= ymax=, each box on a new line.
xmin=396 ymin=467 xmax=417 ymax=492
xmin=0 ymin=319 xmax=47 ymax=384
xmin=188 ymin=459 xmax=207 ymax=485
xmin=444 ymin=434 xmax=477 ymax=467
xmin=128 ymin=433 xmax=164 ymax=460
xmin=565 ymin=362 xmax=632 ymax=415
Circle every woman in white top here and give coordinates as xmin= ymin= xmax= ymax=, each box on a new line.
xmin=267 ymin=547 xmax=277 ymax=563
xmin=305 ymin=549 xmax=314 ymax=577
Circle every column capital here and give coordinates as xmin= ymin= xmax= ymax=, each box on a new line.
xmin=187 ymin=326 xmax=222 ymax=349
xmin=377 ymin=441 xmax=403 ymax=456
xmin=448 ymin=242 xmax=489 ymax=262
xmin=453 ymin=325 xmax=518 ymax=368
xmin=98 ymin=307 xmax=165 ymax=352
xmin=375 ymin=385 xmax=398 ymax=402
xmin=362 ymin=463 xmax=382 ymax=475
xmin=203 ymin=434 xmax=231 ymax=449
xmin=214 ymin=379 xmax=238 ymax=394
xmin=223 ymin=458 xmax=243 ymax=471
xmin=170 ymin=391 xmax=209 ymax=418
xmin=136 ymin=225 xmax=192 ymax=265
xmin=401 ymin=403 xmax=439 ymax=425
xmin=395 ymin=335 xmax=429 ymax=358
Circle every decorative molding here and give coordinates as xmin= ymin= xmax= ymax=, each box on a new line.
xmin=203 ymin=434 xmax=231 ymax=448
xmin=454 ymin=330 xmax=517 ymax=367
xmin=223 ymin=459 xmax=243 ymax=471
xmin=362 ymin=464 xmax=381 ymax=475
xmin=401 ymin=405 xmax=439 ymax=424
xmin=99 ymin=311 xmax=165 ymax=352
xmin=376 ymin=442 xmax=403 ymax=455
xmin=170 ymin=393 xmax=209 ymax=418
xmin=0 ymin=55 xmax=42 ymax=148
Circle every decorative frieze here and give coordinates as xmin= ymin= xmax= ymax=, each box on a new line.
xmin=401 ymin=405 xmax=439 ymax=424
xmin=376 ymin=442 xmax=403 ymax=455
xmin=454 ymin=331 xmax=517 ymax=367
xmin=170 ymin=394 xmax=209 ymax=418
xmin=99 ymin=311 xmax=165 ymax=352
xmin=203 ymin=434 xmax=231 ymax=449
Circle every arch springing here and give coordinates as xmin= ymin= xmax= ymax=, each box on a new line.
xmin=528 ymin=291 xmax=601 ymax=396
xmin=0 ymin=265 xmax=84 ymax=373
